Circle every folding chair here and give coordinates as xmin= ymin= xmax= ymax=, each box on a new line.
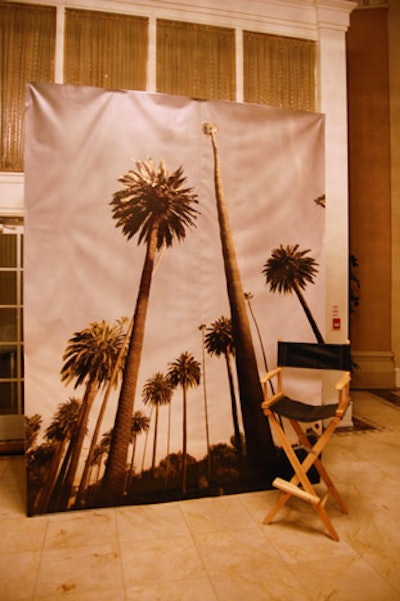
xmin=261 ymin=341 xmax=352 ymax=541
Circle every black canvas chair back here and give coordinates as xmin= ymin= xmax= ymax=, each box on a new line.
xmin=261 ymin=340 xmax=352 ymax=541
xmin=277 ymin=341 xmax=352 ymax=371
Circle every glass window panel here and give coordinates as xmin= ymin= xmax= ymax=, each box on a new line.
xmin=0 ymin=308 xmax=17 ymax=341
xmin=20 ymin=272 xmax=23 ymax=304
xmin=157 ymin=19 xmax=236 ymax=101
xmin=243 ymin=31 xmax=316 ymax=111
xmin=0 ymin=381 xmax=19 ymax=414
xmin=64 ymin=9 xmax=148 ymax=90
xmin=0 ymin=235 xmax=17 ymax=267
xmin=0 ymin=346 xmax=17 ymax=378
xmin=0 ymin=272 xmax=17 ymax=304
xmin=0 ymin=2 xmax=56 ymax=171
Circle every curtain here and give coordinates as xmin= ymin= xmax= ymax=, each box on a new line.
xmin=64 ymin=9 xmax=148 ymax=90
xmin=157 ymin=19 xmax=236 ymax=101
xmin=243 ymin=31 xmax=316 ymax=112
xmin=0 ymin=2 xmax=56 ymax=171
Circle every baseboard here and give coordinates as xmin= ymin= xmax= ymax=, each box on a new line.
xmin=351 ymin=350 xmax=396 ymax=389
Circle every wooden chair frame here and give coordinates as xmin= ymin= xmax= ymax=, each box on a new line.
xmin=261 ymin=347 xmax=351 ymax=541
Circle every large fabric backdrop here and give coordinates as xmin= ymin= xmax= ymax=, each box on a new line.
xmin=24 ymin=83 xmax=325 ymax=515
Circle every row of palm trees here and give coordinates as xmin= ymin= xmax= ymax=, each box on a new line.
xmin=26 ymin=317 xmax=234 ymax=512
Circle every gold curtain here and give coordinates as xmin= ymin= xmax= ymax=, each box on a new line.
xmin=244 ymin=31 xmax=316 ymax=112
xmin=157 ymin=20 xmax=236 ymax=101
xmin=64 ymin=10 xmax=148 ymax=90
xmin=0 ymin=2 xmax=56 ymax=172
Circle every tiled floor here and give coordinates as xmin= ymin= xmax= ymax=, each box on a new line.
xmin=1 ymin=390 xmax=400 ymax=601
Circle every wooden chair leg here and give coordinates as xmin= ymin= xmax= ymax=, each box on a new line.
xmin=290 ymin=420 xmax=348 ymax=513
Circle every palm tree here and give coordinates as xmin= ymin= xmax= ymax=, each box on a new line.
xmin=50 ymin=319 xmax=127 ymax=511
xmin=142 ymin=372 xmax=172 ymax=473
xmin=126 ymin=411 xmax=150 ymax=489
xmin=262 ymin=243 xmax=324 ymax=344
xmin=25 ymin=414 xmax=42 ymax=451
xmin=199 ymin=324 xmax=212 ymax=483
xmin=167 ymin=351 xmax=201 ymax=495
xmin=101 ymin=158 xmax=199 ymax=506
xmin=205 ymin=316 xmax=243 ymax=463
xmin=203 ymin=123 xmax=275 ymax=479
xmin=89 ymin=429 xmax=113 ymax=492
xmin=75 ymin=317 xmax=129 ymax=507
xmin=35 ymin=398 xmax=80 ymax=514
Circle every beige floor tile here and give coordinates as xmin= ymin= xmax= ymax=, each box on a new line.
xmin=0 ymin=487 xmax=27 ymax=517
xmin=34 ymin=542 xmax=124 ymax=599
xmin=34 ymin=589 xmax=125 ymax=601
xmin=290 ymin=555 xmax=399 ymax=601
xmin=125 ymin=575 xmax=218 ymax=600
xmin=120 ymin=535 xmax=206 ymax=588
xmin=116 ymin=501 xmax=190 ymax=541
xmin=44 ymin=508 xmax=118 ymax=550
xmin=179 ymin=494 xmax=257 ymax=535
xmin=0 ymin=515 xmax=48 ymax=553
xmin=261 ymin=503 xmax=360 ymax=564
xmin=193 ymin=526 xmax=283 ymax=575
xmin=0 ymin=550 xmax=42 ymax=601
xmin=209 ymin=563 xmax=311 ymax=601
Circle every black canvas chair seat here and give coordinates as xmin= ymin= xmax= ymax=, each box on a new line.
xmin=261 ymin=341 xmax=352 ymax=541
xmin=272 ymin=396 xmax=339 ymax=422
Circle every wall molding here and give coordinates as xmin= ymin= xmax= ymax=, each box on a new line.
xmin=351 ymin=350 xmax=396 ymax=388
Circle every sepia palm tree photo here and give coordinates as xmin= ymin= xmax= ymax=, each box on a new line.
xmin=24 ymin=83 xmax=325 ymax=514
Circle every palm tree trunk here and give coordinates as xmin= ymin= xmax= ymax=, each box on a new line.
xmin=204 ymin=124 xmax=276 ymax=480
xmin=57 ymin=382 xmax=97 ymax=510
xmin=140 ymin=406 xmax=153 ymax=478
xmin=34 ymin=440 xmax=66 ymax=514
xmin=47 ymin=384 xmax=96 ymax=512
xmin=151 ymin=405 xmax=159 ymax=473
xmin=164 ymin=401 xmax=172 ymax=490
xmin=224 ymin=351 xmax=243 ymax=462
xmin=293 ymin=282 xmax=325 ymax=344
xmin=182 ymin=384 xmax=188 ymax=495
xmin=199 ymin=324 xmax=212 ymax=482
xmin=127 ymin=438 xmax=137 ymax=489
xmin=101 ymin=223 xmax=159 ymax=506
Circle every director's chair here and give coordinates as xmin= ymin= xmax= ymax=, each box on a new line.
xmin=261 ymin=341 xmax=352 ymax=541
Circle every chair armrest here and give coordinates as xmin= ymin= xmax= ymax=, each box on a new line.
xmin=335 ymin=371 xmax=351 ymax=391
xmin=335 ymin=371 xmax=351 ymax=416
xmin=260 ymin=367 xmax=282 ymax=383
xmin=261 ymin=391 xmax=284 ymax=410
xmin=261 ymin=367 xmax=283 ymax=409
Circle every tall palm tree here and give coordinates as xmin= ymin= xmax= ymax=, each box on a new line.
xmin=199 ymin=324 xmax=212 ymax=482
xmin=50 ymin=319 xmax=127 ymax=511
xmin=75 ymin=317 xmax=129 ymax=507
xmin=142 ymin=372 xmax=173 ymax=473
xmin=167 ymin=351 xmax=201 ymax=495
xmin=262 ymin=243 xmax=324 ymax=344
xmin=205 ymin=316 xmax=243 ymax=463
xmin=203 ymin=123 xmax=275 ymax=479
xmin=35 ymin=398 xmax=80 ymax=514
xmin=101 ymin=158 xmax=199 ymax=506
xmin=126 ymin=411 xmax=150 ymax=489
